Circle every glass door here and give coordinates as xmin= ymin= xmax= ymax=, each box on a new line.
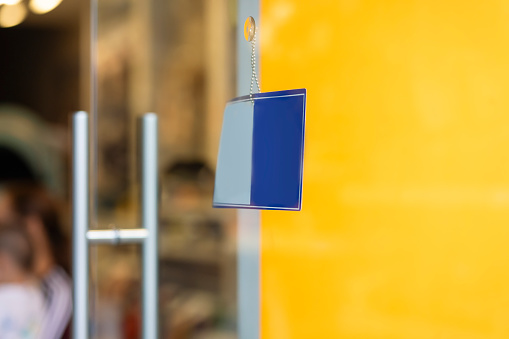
xmin=83 ymin=0 xmax=238 ymax=338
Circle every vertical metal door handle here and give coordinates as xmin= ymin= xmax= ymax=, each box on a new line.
xmin=72 ymin=112 xmax=158 ymax=339
xmin=72 ymin=111 xmax=90 ymax=339
xmin=141 ymin=113 xmax=158 ymax=339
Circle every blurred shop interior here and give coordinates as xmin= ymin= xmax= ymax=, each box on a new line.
xmin=0 ymin=0 xmax=238 ymax=338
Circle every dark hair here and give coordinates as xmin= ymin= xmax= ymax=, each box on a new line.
xmin=0 ymin=224 xmax=33 ymax=272
xmin=3 ymin=183 xmax=69 ymax=272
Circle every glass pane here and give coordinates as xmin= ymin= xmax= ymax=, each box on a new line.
xmin=0 ymin=4 xmax=80 ymax=339
xmin=93 ymin=0 xmax=238 ymax=338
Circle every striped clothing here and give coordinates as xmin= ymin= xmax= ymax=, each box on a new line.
xmin=40 ymin=267 xmax=72 ymax=339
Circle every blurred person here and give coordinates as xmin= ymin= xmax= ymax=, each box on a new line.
xmin=0 ymin=183 xmax=72 ymax=339
xmin=92 ymin=255 xmax=141 ymax=339
xmin=0 ymin=224 xmax=45 ymax=338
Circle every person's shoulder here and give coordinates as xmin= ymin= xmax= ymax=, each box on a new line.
xmin=0 ymin=283 xmax=21 ymax=302
xmin=0 ymin=282 xmax=45 ymax=309
xmin=0 ymin=282 xmax=39 ymax=296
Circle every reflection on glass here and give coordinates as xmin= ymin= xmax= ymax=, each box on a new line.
xmin=92 ymin=0 xmax=237 ymax=337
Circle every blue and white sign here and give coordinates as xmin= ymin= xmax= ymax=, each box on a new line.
xmin=213 ymin=88 xmax=306 ymax=210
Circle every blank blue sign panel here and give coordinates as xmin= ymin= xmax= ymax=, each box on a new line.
xmin=214 ymin=88 xmax=306 ymax=210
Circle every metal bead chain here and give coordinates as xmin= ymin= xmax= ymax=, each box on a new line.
xmin=250 ymin=28 xmax=260 ymax=103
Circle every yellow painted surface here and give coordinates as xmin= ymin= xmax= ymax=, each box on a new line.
xmin=260 ymin=1 xmax=509 ymax=338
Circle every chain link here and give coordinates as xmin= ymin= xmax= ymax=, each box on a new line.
xmin=250 ymin=28 xmax=260 ymax=103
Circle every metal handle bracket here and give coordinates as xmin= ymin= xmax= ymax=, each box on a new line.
xmin=86 ymin=228 xmax=149 ymax=244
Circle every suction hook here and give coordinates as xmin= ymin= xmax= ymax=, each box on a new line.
xmin=244 ymin=16 xmax=256 ymax=42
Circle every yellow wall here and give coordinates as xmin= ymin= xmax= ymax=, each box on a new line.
xmin=260 ymin=1 xmax=509 ymax=338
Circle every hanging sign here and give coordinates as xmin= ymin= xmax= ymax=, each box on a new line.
xmin=213 ymin=88 xmax=307 ymax=211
